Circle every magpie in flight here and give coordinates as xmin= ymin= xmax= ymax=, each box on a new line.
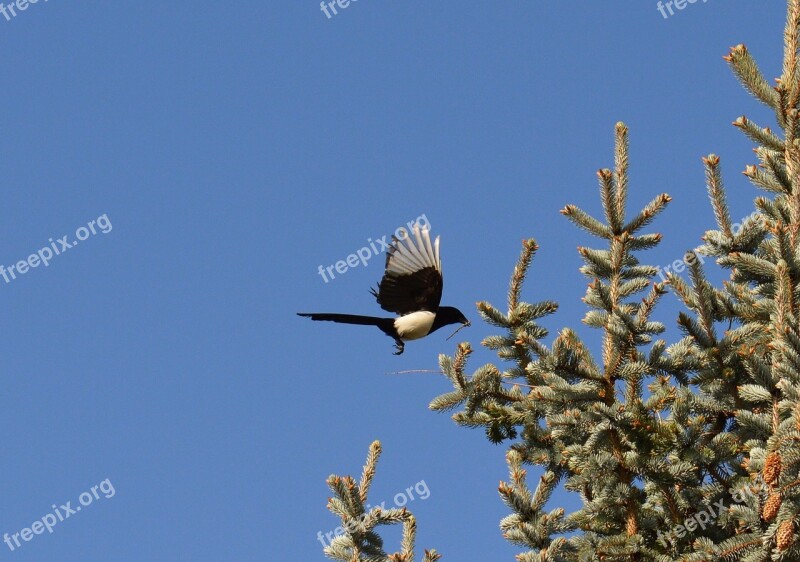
xmin=298 ymin=225 xmax=469 ymax=355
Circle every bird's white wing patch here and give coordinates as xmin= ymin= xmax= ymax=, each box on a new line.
xmin=387 ymin=225 xmax=441 ymax=276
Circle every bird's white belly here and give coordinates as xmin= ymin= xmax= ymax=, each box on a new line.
xmin=394 ymin=311 xmax=435 ymax=341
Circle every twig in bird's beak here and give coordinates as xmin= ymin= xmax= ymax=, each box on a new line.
xmin=446 ymin=321 xmax=470 ymax=341
xmin=385 ymin=369 xmax=442 ymax=375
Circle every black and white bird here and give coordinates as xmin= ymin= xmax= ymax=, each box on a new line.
xmin=298 ymin=225 xmax=469 ymax=355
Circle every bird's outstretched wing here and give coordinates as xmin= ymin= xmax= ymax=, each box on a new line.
xmin=371 ymin=225 xmax=443 ymax=315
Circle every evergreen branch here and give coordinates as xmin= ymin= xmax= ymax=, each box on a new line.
xmin=509 ymin=239 xmax=539 ymax=312
xmin=733 ymin=116 xmax=785 ymax=151
xmin=687 ymin=257 xmax=718 ymax=342
xmin=703 ymin=155 xmax=734 ymax=237
xmin=742 ymin=163 xmax=790 ymax=194
xmin=428 ymin=389 xmax=466 ymax=412
xmin=560 ymin=205 xmax=611 ymax=239
xmin=324 ymin=443 xmax=438 ymax=561
xmin=622 ymin=193 xmax=671 ymax=234
xmin=477 ymin=301 xmax=510 ymax=328
xmin=628 ymin=232 xmax=663 ymax=252
xmin=724 ymin=252 xmax=777 ymax=279
xmin=598 ymin=168 xmax=622 ymax=234
xmin=394 ymin=512 xmax=416 ymax=562
xmin=614 ymin=122 xmax=630 ymax=226
xmin=774 ymin=260 xmax=795 ymax=332
xmin=761 ymin=149 xmax=793 ymax=193
xmin=578 ymin=248 xmax=614 ymax=280
xmin=359 ymin=441 xmax=382 ymax=503
xmin=724 ymin=44 xmax=780 ymax=112
xmin=780 ymin=0 xmax=800 ymax=112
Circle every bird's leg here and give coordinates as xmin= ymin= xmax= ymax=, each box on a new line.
xmin=393 ymin=339 xmax=405 ymax=355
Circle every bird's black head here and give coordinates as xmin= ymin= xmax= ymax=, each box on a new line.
xmin=431 ymin=306 xmax=470 ymax=335
xmin=441 ymin=306 xmax=470 ymax=326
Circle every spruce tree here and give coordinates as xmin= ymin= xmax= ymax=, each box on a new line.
xmin=322 ymin=2 xmax=800 ymax=559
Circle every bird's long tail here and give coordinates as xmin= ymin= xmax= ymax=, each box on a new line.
xmin=297 ymin=313 xmax=389 ymax=327
xmin=297 ymin=313 xmax=403 ymax=354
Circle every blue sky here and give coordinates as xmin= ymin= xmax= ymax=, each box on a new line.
xmin=0 ymin=1 xmax=787 ymax=560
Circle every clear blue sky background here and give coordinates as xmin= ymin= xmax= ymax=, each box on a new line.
xmin=0 ymin=1 xmax=787 ymax=560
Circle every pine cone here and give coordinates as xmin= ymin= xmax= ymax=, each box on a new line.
xmin=763 ymin=492 xmax=782 ymax=522
xmin=764 ymin=452 xmax=782 ymax=486
xmin=777 ymin=519 xmax=794 ymax=551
